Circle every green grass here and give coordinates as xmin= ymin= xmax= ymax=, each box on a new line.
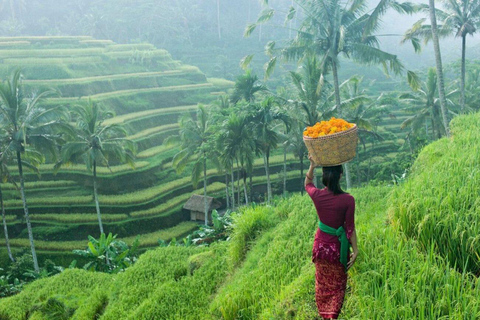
xmin=79 ymin=39 xmax=115 ymax=46
xmin=24 ymin=68 xmax=199 ymax=85
xmin=128 ymin=123 xmax=179 ymax=140
xmin=130 ymin=182 xmax=226 ymax=218
xmin=390 ymin=112 xmax=480 ymax=274
xmin=0 ymin=48 xmax=104 ymax=58
xmin=207 ymin=77 xmax=235 ymax=88
xmin=104 ymin=105 xmax=196 ymax=126
xmin=47 ymin=83 xmax=214 ymax=104
xmin=0 ymin=180 xmax=77 ymax=190
xmin=0 ymin=36 xmax=92 ymax=42
xmin=28 ymin=213 xmax=129 ymax=224
xmin=5 ymin=221 xmax=198 ymax=252
xmin=0 ymin=41 xmax=30 ymax=47
xmin=3 ymin=56 xmax=105 ymax=65
xmin=106 ymin=43 xmax=156 ymax=51
xmin=3 ymin=184 xmax=478 ymax=319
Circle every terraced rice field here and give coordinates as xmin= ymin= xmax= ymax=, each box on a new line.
xmin=0 ymin=36 xmax=310 ymax=267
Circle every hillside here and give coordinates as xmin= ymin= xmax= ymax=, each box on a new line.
xmin=0 ymin=112 xmax=478 ymax=319
xmin=0 ymin=36 xmax=312 ymax=267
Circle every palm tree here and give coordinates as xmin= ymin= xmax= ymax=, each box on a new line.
xmin=55 ymin=101 xmax=135 ymax=234
xmin=216 ymin=0 xmax=221 ymax=40
xmin=249 ymin=97 xmax=290 ymax=203
xmin=0 ymin=0 xmax=26 ymax=20
xmin=219 ymin=112 xmax=255 ymax=206
xmin=230 ymin=70 xmax=266 ymax=104
xmin=0 ymin=146 xmax=43 ymax=264
xmin=289 ymin=56 xmax=331 ymax=126
xmin=403 ymin=0 xmax=480 ymax=114
xmin=248 ymin=0 xmax=411 ymax=112
xmin=339 ymin=76 xmax=390 ymax=186
xmin=428 ymin=0 xmax=451 ymax=136
xmin=168 ymin=104 xmax=217 ymax=225
xmin=0 ymin=70 xmax=68 ymax=273
xmin=399 ymin=68 xmax=456 ymax=140
xmin=0 ymin=154 xmax=14 ymax=263
xmin=285 ymin=119 xmax=308 ymax=193
xmin=248 ymin=0 xmax=412 ymax=189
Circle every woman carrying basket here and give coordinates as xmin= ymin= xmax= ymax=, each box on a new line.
xmin=305 ymin=154 xmax=358 ymax=319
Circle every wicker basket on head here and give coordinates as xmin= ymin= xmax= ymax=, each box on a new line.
xmin=303 ymin=124 xmax=358 ymax=167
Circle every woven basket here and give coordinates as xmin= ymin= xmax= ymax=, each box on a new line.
xmin=303 ymin=125 xmax=358 ymax=166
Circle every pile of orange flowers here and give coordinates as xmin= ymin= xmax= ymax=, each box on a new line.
xmin=303 ymin=117 xmax=355 ymax=138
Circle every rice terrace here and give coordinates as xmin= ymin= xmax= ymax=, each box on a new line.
xmin=0 ymin=0 xmax=479 ymax=319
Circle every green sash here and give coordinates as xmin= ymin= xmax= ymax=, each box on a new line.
xmin=318 ymin=221 xmax=350 ymax=269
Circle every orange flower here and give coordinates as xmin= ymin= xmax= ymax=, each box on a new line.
xmin=303 ymin=117 xmax=354 ymax=138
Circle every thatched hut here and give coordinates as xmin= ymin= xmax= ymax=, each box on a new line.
xmin=183 ymin=194 xmax=221 ymax=223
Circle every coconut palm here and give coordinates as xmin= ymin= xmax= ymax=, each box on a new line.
xmin=167 ymin=104 xmax=217 ymax=225
xmin=403 ymin=0 xmax=480 ymax=114
xmin=219 ymin=112 xmax=255 ymax=206
xmin=248 ymin=96 xmax=290 ymax=203
xmin=55 ymin=100 xmax=135 ymax=235
xmin=0 ymin=146 xmax=43 ymax=264
xmin=0 ymin=0 xmax=26 ymax=20
xmin=230 ymin=70 xmax=266 ymax=104
xmin=285 ymin=118 xmax=308 ymax=193
xmin=0 ymin=154 xmax=14 ymax=263
xmin=289 ymin=55 xmax=332 ymax=126
xmin=248 ymin=0 xmax=411 ymax=112
xmin=0 ymin=69 xmax=68 ymax=273
xmin=399 ymin=68 xmax=456 ymax=140
xmin=428 ymin=0 xmax=450 ymax=136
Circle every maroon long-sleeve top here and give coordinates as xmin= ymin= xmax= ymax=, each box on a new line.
xmin=305 ymin=183 xmax=355 ymax=263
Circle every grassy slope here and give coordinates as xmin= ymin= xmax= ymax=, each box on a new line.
xmin=2 ymin=112 xmax=480 ymax=319
xmin=1 ymin=185 xmax=478 ymax=319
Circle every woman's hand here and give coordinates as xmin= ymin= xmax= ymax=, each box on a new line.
xmin=347 ymin=250 xmax=358 ymax=270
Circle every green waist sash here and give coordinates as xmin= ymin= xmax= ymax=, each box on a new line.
xmin=318 ymin=221 xmax=350 ymax=269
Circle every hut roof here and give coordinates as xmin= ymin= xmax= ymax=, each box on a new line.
xmin=183 ymin=194 xmax=221 ymax=212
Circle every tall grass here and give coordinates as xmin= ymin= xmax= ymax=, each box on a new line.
xmin=0 ymin=185 xmax=478 ymax=319
xmin=391 ymin=113 xmax=480 ymax=274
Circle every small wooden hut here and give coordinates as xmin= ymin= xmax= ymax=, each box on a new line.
xmin=183 ymin=194 xmax=221 ymax=223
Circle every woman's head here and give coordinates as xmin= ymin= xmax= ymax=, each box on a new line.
xmin=322 ymin=165 xmax=344 ymax=194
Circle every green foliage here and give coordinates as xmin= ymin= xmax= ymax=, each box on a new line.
xmin=0 ymin=183 xmax=479 ymax=319
xmin=29 ymin=297 xmax=76 ymax=320
xmin=391 ymin=112 xmax=480 ymax=274
xmin=72 ymin=233 xmax=139 ymax=274
xmin=227 ymin=205 xmax=280 ymax=268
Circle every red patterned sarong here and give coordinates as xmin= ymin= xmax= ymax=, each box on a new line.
xmin=314 ymin=259 xmax=347 ymax=319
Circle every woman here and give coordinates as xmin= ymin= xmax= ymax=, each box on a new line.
xmin=305 ymin=155 xmax=358 ymax=319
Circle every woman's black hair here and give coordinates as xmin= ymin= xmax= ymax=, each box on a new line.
xmin=322 ymin=165 xmax=345 ymax=195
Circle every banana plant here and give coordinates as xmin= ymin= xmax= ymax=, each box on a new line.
xmin=73 ymin=233 xmax=139 ymax=274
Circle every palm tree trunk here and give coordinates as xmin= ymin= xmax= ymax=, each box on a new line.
xmin=0 ymin=186 xmax=14 ymax=262
xmin=216 ymin=0 xmax=221 ymax=40
xmin=300 ymin=156 xmax=304 ymax=194
xmin=231 ymin=168 xmax=235 ymax=209
xmin=243 ymin=169 xmax=248 ymax=205
xmin=93 ymin=160 xmax=104 ymax=235
xmin=17 ymin=152 xmax=39 ymax=273
xmin=9 ymin=0 xmax=15 ymax=20
xmin=263 ymin=153 xmax=272 ymax=203
xmin=332 ymin=60 xmax=342 ymax=114
xmin=461 ymin=34 xmax=466 ymax=113
xmin=428 ymin=0 xmax=450 ymax=137
xmin=332 ymin=60 xmax=352 ymax=188
xmin=225 ymin=173 xmax=230 ymax=209
xmin=249 ymin=174 xmax=253 ymax=203
xmin=283 ymin=146 xmax=287 ymax=197
xmin=345 ymin=162 xmax=352 ymax=190
xmin=203 ymin=156 xmax=208 ymax=226
xmin=236 ymin=159 xmax=241 ymax=205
